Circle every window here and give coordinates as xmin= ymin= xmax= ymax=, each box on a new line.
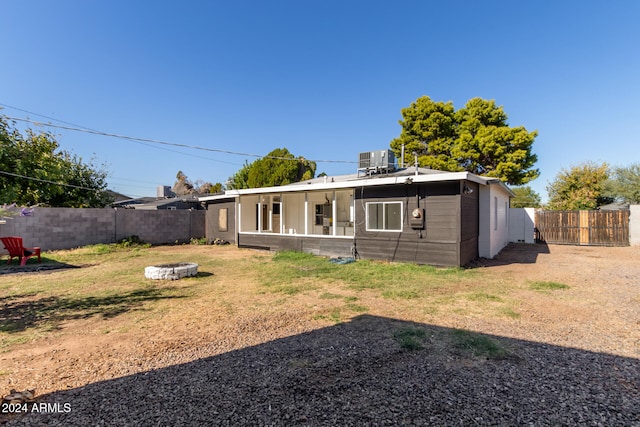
xmin=219 ymin=208 xmax=228 ymax=232
xmin=366 ymin=202 xmax=402 ymax=231
xmin=315 ymin=204 xmax=331 ymax=226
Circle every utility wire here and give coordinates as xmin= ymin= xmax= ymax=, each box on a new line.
xmin=4 ymin=115 xmax=358 ymax=164
xmin=0 ymin=103 xmax=243 ymax=166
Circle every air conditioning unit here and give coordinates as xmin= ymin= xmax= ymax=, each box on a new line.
xmin=358 ymin=150 xmax=396 ymax=174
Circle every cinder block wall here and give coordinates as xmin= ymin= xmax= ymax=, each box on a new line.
xmin=0 ymin=208 xmax=205 ymax=254
xmin=114 ymin=209 xmax=205 ymax=245
xmin=631 ymin=205 xmax=640 ymax=246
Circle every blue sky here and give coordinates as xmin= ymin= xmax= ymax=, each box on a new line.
xmin=1 ymin=1 xmax=638 ymax=201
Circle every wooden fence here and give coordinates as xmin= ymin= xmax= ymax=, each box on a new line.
xmin=535 ymin=210 xmax=629 ymax=246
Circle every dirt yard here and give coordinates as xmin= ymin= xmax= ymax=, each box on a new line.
xmin=1 ymin=243 xmax=639 ymax=425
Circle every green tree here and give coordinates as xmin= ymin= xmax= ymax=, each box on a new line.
xmin=227 ymin=161 xmax=251 ymax=190
xmin=546 ymin=162 xmax=613 ymax=210
xmin=195 ymin=180 xmax=223 ymax=194
xmin=0 ymin=114 xmax=112 ymax=207
xmin=390 ymin=96 xmax=539 ymax=185
xmin=607 ymin=163 xmax=640 ymax=203
xmin=228 ymin=148 xmax=316 ymax=189
xmin=510 ymin=186 xmax=542 ymax=208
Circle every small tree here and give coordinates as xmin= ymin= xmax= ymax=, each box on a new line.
xmin=546 ymin=162 xmax=613 ymax=210
xmin=607 ymin=163 xmax=640 ymax=204
xmin=227 ymin=148 xmax=316 ymax=189
xmin=510 ymin=186 xmax=541 ymax=208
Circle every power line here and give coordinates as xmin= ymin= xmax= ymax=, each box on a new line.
xmin=4 ymin=115 xmax=358 ymax=165
xmin=0 ymin=103 xmax=243 ymax=166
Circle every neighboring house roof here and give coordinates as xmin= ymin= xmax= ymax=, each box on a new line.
xmin=112 ymin=195 xmax=201 ymax=209
xmin=598 ymin=202 xmax=630 ymax=211
xmin=107 ymin=190 xmax=134 ymax=202
xmin=111 ymin=197 xmax=157 ymax=207
xmin=199 ymin=167 xmax=514 ymax=202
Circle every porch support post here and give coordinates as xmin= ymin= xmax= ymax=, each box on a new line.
xmin=279 ymin=193 xmax=283 ymax=235
xmin=332 ymin=191 xmax=337 ymax=236
xmin=257 ymin=202 xmax=262 ymax=233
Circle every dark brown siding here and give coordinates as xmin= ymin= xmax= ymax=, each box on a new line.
xmin=459 ymin=181 xmax=480 ymax=265
xmin=205 ymin=199 xmax=236 ymax=243
xmin=238 ymin=234 xmax=353 ymax=257
xmin=353 ymin=181 xmax=476 ymax=266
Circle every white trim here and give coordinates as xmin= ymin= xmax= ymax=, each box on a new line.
xmin=365 ymin=201 xmax=404 ymax=232
xmin=304 ymin=193 xmax=309 ymax=234
xmin=332 ymin=191 xmax=337 ymax=236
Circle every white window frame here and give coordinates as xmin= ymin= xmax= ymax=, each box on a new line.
xmin=365 ymin=201 xmax=403 ymax=232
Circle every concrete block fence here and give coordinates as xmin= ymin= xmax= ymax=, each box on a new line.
xmin=0 ymin=207 xmax=205 ymax=255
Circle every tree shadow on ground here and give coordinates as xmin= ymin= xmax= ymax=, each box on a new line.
xmin=0 ymin=256 xmax=83 ymax=275
xmin=5 ymin=315 xmax=638 ymax=426
xmin=0 ymin=288 xmax=188 ymax=333
xmin=469 ymin=242 xmax=551 ymax=267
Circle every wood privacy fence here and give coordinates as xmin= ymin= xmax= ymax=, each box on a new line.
xmin=535 ymin=210 xmax=629 ymax=246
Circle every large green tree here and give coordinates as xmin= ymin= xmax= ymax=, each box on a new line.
xmin=546 ymin=162 xmax=614 ymax=210
xmin=390 ymin=96 xmax=539 ymax=185
xmin=227 ymin=148 xmax=316 ymax=189
xmin=0 ymin=114 xmax=112 ymax=207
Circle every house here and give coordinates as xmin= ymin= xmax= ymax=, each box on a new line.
xmin=200 ymin=163 xmax=513 ymax=267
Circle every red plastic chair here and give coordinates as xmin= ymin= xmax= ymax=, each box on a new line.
xmin=1 ymin=236 xmax=41 ymax=266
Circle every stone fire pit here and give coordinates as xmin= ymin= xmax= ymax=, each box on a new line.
xmin=145 ymin=263 xmax=199 ymax=280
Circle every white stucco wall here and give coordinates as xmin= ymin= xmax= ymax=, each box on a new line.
xmin=630 ymin=205 xmax=640 ymax=246
xmin=509 ymin=208 xmax=536 ymax=244
xmin=478 ymin=184 xmax=512 ymax=258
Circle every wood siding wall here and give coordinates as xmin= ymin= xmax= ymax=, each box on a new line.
xmin=238 ymin=234 xmax=353 ymax=257
xmin=354 ymin=181 xmax=478 ymax=266
xmin=459 ymin=181 xmax=480 ymax=265
xmin=535 ymin=210 xmax=629 ymax=246
xmin=205 ymin=200 xmax=236 ymax=243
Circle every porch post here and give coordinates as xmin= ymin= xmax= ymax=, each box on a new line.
xmin=279 ymin=193 xmax=283 ymax=235
xmin=257 ymin=202 xmax=262 ymax=233
xmin=332 ymin=191 xmax=337 ymax=236
xmin=304 ymin=193 xmax=309 ymax=235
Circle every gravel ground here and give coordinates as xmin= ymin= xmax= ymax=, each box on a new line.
xmin=1 ymin=243 xmax=639 ymax=426
xmin=3 ymin=315 xmax=639 ymax=426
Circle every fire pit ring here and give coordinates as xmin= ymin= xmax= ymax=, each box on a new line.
xmin=145 ymin=263 xmax=199 ymax=280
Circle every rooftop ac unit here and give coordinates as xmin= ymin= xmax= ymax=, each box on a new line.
xmin=358 ymin=150 xmax=396 ymax=174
